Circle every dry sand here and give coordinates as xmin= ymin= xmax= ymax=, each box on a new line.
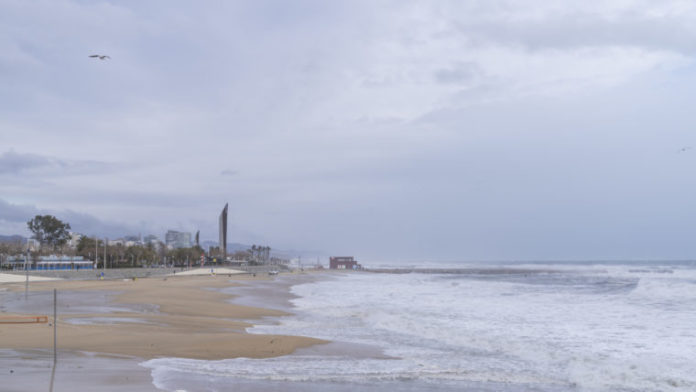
xmin=0 ymin=273 xmax=60 ymax=283
xmin=0 ymin=274 xmax=326 ymax=360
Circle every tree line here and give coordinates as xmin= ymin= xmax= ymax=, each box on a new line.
xmin=0 ymin=215 xmax=285 ymax=268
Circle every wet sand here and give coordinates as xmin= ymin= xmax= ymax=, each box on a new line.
xmin=0 ymin=273 xmax=326 ymax=360
xmin=1 ymin=349 xmax=159 ymax=392
xmin=0 ymin=272 xmax=328 ymax=391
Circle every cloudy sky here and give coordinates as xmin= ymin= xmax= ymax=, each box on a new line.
xmin=2 ymin=0 xmax=696 ymax=262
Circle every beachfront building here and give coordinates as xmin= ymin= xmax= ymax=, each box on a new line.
xmin=4 ymin=255 xmax=94 ymax=270
xmin=329 ymin=256 xmax=361 ymax=270
xmin=165 ymin=230 xmax=192 ymax=249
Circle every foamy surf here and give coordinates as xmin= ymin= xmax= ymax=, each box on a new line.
xmin=143 ymin=263 xmax=696 ymax=391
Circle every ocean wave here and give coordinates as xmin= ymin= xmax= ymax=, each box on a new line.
xmin=143 ymin=265 xmax=696 ymax=391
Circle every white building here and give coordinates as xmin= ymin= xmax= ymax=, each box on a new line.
xmin=27 ymin=238 xmax=41 ymax=251
xmin=108 ymin=238 xmax=125 ymax=246
xmin=4 ymin=255 xmax=94 ymax=270
xmin=67 ymin=232 xmax=83 ymax=249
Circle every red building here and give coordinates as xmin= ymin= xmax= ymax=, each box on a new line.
xmin=330 ymin=256 xmax=361 ymax=270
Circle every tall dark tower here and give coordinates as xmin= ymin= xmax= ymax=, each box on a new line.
xmin=219 ymin=203 xmax=228 ymax=259
xmin=195 ymin=230 xmax=200 ymax=248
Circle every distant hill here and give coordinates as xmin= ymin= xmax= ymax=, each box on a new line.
xmin=199 ymin=240 xmax=218 ymax=250
xmin=198 ymin=241 xmax=320 ymax=258
xmin=228 ymin=242 xmax=252 ymax=252
xmin=0 ymin=235 xmax=26 ymax=244
xmin=199 ymin=241 xmax=255 ymax=253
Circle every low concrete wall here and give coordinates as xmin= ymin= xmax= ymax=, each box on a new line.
xmin=3 ymin=264 xmax=291 ymax=281
xmin=3 ymin=268 xmax=177 ymax=280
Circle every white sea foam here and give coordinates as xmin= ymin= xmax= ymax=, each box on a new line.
xmin=143 ymin=264 xmax=696 ymax=391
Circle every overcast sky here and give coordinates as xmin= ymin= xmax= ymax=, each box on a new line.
xmin=2 ymin=0 xmax=696 ymax=262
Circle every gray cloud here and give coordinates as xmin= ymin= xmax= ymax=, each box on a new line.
xmin=0 ymin=150 xmax=55 ymax=174
xmin=1 ymin=1 xmax=696 ymax=260
xmin=0 ymin=198 xmax=37 ymax=223
xmin=441 ymin=3 xmax=696 ymax=53
xmin=434 ymin=62 xmax=482 ymax=85
xmin=0 ymin=198 xmax=146 ymax=239
xmin=0 ymin=150 xmax=114 ymax=176
xmin=220 ymin=169 xmax=239 ymax=176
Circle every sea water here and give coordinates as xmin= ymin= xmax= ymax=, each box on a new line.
xmin=142 ymin=262 xmax=696 ymax=391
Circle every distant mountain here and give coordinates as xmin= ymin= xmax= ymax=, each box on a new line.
xmin=228 ymin=242 xmax=252 ymax=252
xmin=0 ymin=235 xmax=26 ymax=244
xmin=199 ymin=240 xmax=218 ymax=250
xmin=199 ymin=241 xmax=254 ymax=253
xmin=198 ymin=239 xmax=325 ymax=260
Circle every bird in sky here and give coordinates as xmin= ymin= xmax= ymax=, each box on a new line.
xmin=677 ymin=147 xmax=691 ymax=153
xmin=89 ymin=54 xmax=110 ymax=60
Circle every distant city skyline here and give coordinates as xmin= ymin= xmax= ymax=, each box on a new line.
xmin=165 ymin=230 xmax=192 ymax=249
xmin=3 ymin=1 xmax=696 ymax=261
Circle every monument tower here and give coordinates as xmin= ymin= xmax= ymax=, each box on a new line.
xmin=219 ymin=203 xmax=228 ymax=259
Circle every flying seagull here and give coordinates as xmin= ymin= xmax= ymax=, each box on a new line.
xmin=89 ymin=54 xmax=110 ymax=60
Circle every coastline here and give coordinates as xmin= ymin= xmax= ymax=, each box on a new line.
xmin=1 ymin=271 xmax=329 ymax=391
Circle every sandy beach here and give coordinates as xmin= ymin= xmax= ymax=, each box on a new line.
xmin=0 ymin=272 xmax=328 ymax=391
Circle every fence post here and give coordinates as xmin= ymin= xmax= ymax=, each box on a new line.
xmin=49 ymin=288 xmax=57 ymax=392
xmin=53 ymin=288 xmax=57 ymax=364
